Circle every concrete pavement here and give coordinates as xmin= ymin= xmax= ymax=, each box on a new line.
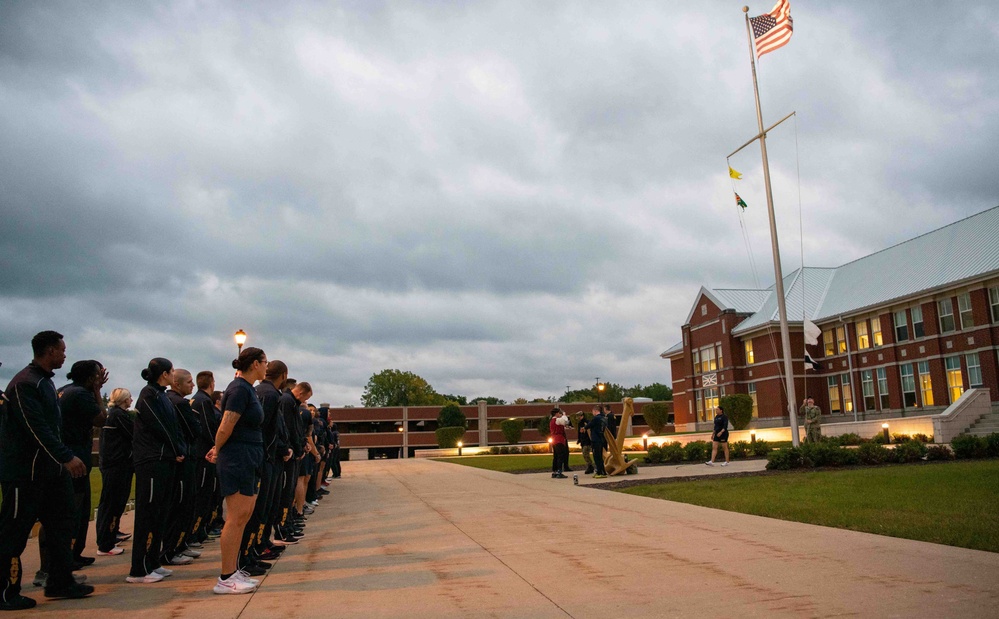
xmin=15 ymin=458 xmax=999 ymax=618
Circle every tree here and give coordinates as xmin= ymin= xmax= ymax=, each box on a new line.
xmin=631 ymin=383 xmax=673 ymax=401
xmin=471 ymin=396 xmax=506 ymax=405
xmin=437 ymin=403 xmax=467 ymax=428
xmin=642 ymin=402 xmax=671 ymax=434
xmin=721 ymin=394 xmax=754 ymax=430
xmin=361 ymin=369 xmax=444 ymax=407
xmin=500 ymin=419 xmax=525 ymax=444
xmin=439 ymin=393 xmax=468 ymax=405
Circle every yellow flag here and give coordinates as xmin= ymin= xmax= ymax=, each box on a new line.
xmin=729 ymin=166 xmax=743 ymax=180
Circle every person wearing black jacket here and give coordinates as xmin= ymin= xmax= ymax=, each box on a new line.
xmin=163 ymin=370 xmax=198 ymax=566
xmin=189 ymin=371 xmax=220 ymax=544
xmin=274 ymin=381 xmax=304 ymax=544
xmin=95 ymin=388 xmax=134 ymax=555
xmin=0 ymin=331 xmax=94 ymax=611
xmin=329 ymin=422 xmax=341 ymax=479
xmin=586 ymin=406 xmax=609 ymax=478
xmin=127 ymin=358 xmax=183 ymax=584
xmin=58 ymin=360 xmax=109 ymax=567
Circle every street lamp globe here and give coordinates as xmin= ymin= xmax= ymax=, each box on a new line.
xmin=234 ymin=329 xmax=247 ymax=353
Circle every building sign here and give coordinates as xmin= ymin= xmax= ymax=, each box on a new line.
xmin=702 ymin=373 xmax=718 ymax=386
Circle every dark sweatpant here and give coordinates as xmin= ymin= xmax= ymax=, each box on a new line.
xmin=95 ymin=465 xmax=134 ymax=552
xmin=70 ymin=470 xmax=92 ymax=559
xmin=162 ymin=460 xmax=196 ymax=559
xmin=241 ymin=459 xmax=278 ymax=560
xmin=592 ymin=443 xmax=607 ymax=476
xmin=191 ymin=459 xmax=217 ymax=540
xmin=130 ymin=460 xmax=176 ymax=577
xmin=551 ymin=442 xmax=569 ymax=474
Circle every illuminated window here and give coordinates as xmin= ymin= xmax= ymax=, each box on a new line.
xmin=967 ymin=353 xmax=983 ymax=387
xmin=918 ymin=361 xmax=933 ymax=406
xmin=958 ymin=293 xmax=974 ymax=330
xmin=716 ymin=344 xmax=724 ymax=371
xmin=945 ymin=356 xmax=964 ymax=403
xmin=698 ymin=388 xmax=719 ymax=422
xmin=876 ymin=368 xmax=890 ymax=409
xmin=894 ymin=310 xmax=908 ymax=342
xmin=748 ymin=383 xmax=758 ymax=418
xmin=827 ymin=376 xmax=841 ymax=413
xmin=856 ymin=321 xmax=870 ymax=350
xmin=861 ymin=370 xmax=875 ymax=410
xmin=871 ymin=317 xmax=883 ymax=347
xmin=938 ymin=299 xmax=955 ymax=333
xmin=841 ymin=374 xmax=853 ymax=413
xmin=823 ymin=330 xmax=835 ymax=357
xmin=900 ymin=364 xmax=916 ymax=408
xmin=701 ymin=346 xmax=717 ymax=373
xmin=912 ymin=305 xmax=924 ymax=338
xmin=745 ymin=340 xmax=755 ymax=364
xmin=692 ymin=349 xmax=701 ymax=374
xmin=836 ymin=326 xmax=847 ymax=353
xmin=990 ymin=286 xmax=999 ymax=322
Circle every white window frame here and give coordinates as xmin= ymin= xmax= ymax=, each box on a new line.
xmin=894 ymin=309 xmax=908 ymax=342
xmin=911 ymin=305 xmax=924 ymax=338
xmin=938 ymin=298 xmax=956 ymax=333
xmin=966 ymin=353 xmax=983 ymax=387
xmin=958 ymin=293 xmax=974 ymax=330
xmin=900 ymin=363 xmax=917 ymax=408
xmin=876 ymin=367 xmax=889 ymax=409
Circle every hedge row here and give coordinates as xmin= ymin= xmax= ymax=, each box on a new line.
xmin=765 ymin=433 xmax=999 ymax=470
xmin=645 ymin=439 xmax=774 ymax=464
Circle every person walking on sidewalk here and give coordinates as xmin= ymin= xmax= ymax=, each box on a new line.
xmin=705 ymin=407 xmax=730 ymax=466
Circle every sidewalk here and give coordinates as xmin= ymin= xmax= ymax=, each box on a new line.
xmin=524 ymin=457 xmax=768 ymax=486
xmin=15 ymin=459 xmax=999 ymax=618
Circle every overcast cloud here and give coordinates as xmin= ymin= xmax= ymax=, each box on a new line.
xmin=2 ymin=1 xmax=997 ymax=405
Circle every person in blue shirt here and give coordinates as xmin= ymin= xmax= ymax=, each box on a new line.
xmin=705 ymin=407 xmax=730 ymax=466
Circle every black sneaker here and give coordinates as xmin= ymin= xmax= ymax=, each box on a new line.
xmin=74 ymin=556 xmax=96 ymax=567
xmin=44 ymin=582 xmax=95 ymax=599
xmin=240 ymin=563 xmax=267 ymax=577
xmin=0 ymin=593 xmax=36 ymax=610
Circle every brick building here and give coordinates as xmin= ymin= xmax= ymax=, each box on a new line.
xmin=662 ymin=206 xmax=999 ymax=432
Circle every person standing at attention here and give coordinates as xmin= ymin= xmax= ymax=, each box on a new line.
xmin=801 ymin=396 xmax=822 ymax=443
xmin=548 ymin=408 xmax=570 ymax=479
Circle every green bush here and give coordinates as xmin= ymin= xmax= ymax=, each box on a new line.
xmin=985 ymin=433 xmax=999 ymax=458
xmin=721 ymin=394 xmax=754 ymax=430
xmin=437 ymin=403 xmax=466 ymax=429
xmin=499 ymin=446 xmax=510 ymax=454
xmin=925 ymin=444 xmax=954 ymax=461
xmin=536 ymin=415 xmax=552 ymax=438
xmin=892 ymin=440 xmax=928 ymax=463
xmin=729 ymin=441 xmax=751 ymax=459
xmin=500 ymin=418 xmax=525 ymax=445
xmin=642 ymin=402 xmax=671 ymax=434
xmin=661 ymin=442 xmax=685 ymax=463
xmin=435 ymin=426 xmax=466 ymax=448
xmin=645 ymin=445 xmax=664 ymax=464
xmin=832 ymin=433 xmax=864 ymax=446
xmin=951 ymin=434 xmax=987 ymax=459
xmin=683 ymin=440 xmax=710 ymax=462
xmin=766 ymin=446 xmax=804 ymax=470
xmin=857 ymin=442 xmax=891 ymax=465
xmin=751 ymin=439 xmax=771 ymax=457
xmin=912 ymin=433 xmax=932 ymax=443
xmin=892 ymin=433 xmax=914 ymax=444
xmin=871 ymin=433 xmax=888 ymax=445
xmin=489 ymin=446 xmax=500 ymax=454
xmin=800 ymin=442 xmax=858 ymax=467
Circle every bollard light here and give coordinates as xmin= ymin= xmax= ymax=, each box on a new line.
xmin=548 ymin=436 xmax=553 ymax=452
xmin=457 ymin=441 xmax=463 ymax=456
xmin=750 ymin=431 xmax=756 ymax=444
xmin=234 ymin=329 xmax=247 ymax=353
xmin=882 ymin=423 xmax=890 ymax=443
xmin=642 ymin=433 xmax=649 ymax=450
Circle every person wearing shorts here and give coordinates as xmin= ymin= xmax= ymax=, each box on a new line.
xmin=706 ymin=407 xmax=730 ymax=466
xmin=208 ymin=347 xmax=267 ymax=595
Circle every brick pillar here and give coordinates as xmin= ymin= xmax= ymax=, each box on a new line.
xmin=478 ymin=400 xmax=488 ymax=447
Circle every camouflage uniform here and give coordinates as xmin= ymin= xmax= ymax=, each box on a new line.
xmin=801 ymin=404 xmax=822 ymax=443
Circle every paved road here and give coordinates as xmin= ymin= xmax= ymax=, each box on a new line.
xmin=18 ymin=459 xmax=999 ymax=618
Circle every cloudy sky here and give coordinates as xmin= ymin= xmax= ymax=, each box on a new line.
xmin=2 ymin=1 xmax=997 ymax=406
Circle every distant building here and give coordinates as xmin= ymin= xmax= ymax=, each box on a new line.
xmin=662 ymin=205 xmax=999 ymax=432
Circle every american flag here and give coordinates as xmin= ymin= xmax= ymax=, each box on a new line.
xmin=750 ymin=0 xmax=793 ymax=58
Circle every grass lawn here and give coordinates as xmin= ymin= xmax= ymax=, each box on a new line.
xmin=620 ymin=460 xmax=999 ymax=553
xmin=435 ymin=453 xmax=602 ymax=472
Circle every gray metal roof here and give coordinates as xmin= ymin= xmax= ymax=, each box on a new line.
xmin=707 ymin=205 xmax=999 ymax=336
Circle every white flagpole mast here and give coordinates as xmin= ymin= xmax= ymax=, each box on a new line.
xmin=743 ymin=6 xmax=800 ymax=446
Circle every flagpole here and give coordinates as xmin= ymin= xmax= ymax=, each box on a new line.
xmin=743 ymin=6 xmax=800 ymax=446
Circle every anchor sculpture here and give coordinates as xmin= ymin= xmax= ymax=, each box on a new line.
xmin=603 ymin=397 xmax=639 ymax=476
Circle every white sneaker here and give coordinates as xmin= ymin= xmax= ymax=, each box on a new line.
xmin=214 ymin=573 xmax=257 ymax=594
xmin=236 ymin=569 xmax=260 ymax=586
xmin=154 ymin=567 xmax=173 ymax=577
xmin=180 ymin=548 xmax=202 ymax=558
xmin=97 ymin=546 xmax=124 ymax=556
xmin=126 ymin=572 xmax=165 ymax=584
xmin=167 ymin=554 xmax=194 ymax=565
xmin=705 ymin=461 xmax=714 ymax=466
xmin=721 ymin=462 xmax=729 ymax=467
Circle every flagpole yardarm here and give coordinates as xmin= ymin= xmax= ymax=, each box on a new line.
xmin=743 ymin=5 xmax=801 ymax=446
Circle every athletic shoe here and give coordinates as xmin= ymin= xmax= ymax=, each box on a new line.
xmin=31 ymin=572 xmax=86 ymax=588
xmin=258 ymin=549 xmax=281 ymax=561
xmin=180 ymin=548 xmax=202 ymax=558
xmin=0 ymin=594 xmax=36 ymax=610
xmin=271 ymin=537 xmax=298 ymax=546
xmin=705 ymin=461 xmax=714 ymax=466
xmin=592 ymin=474 xmax=607 ymax=479
xmin=554 ymin=474 xmax=568 ymax=479
xmin=166 ymin=554 xmax=194 ymax=565
xmin=153 ymin=567 xmax=173 ymax=577
xmin=74 ymin=556 xmax=96 ymax=567
xmin=302 ymin=506 xmax=315 ymax=515
xmin=240 ymin=563 xmax=267 ymax=577
xmin=187 ymin=541 xmax=203 ymax=549
xmin=253 ymin=560 xmax=272 ymax=570
xmin=721 ymin=462 xmax=729 ymax=467
xmin=126 ymin=572 xmax=165 ymax=584
xmin=236 ymin=569 xmax=260 ymax=586
xmin=97 ymin=546 xmax=124 ymax=556
xmin=213 ymin=574 xmax=257 ymax=595
xmin=44 ymin=582 xmax=94 ymax=599
xmin=116 ymin=532 xmax=132 ymax=542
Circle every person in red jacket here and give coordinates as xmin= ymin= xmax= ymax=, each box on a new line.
xmin=549 ymin=408 xmax=571 ymax=479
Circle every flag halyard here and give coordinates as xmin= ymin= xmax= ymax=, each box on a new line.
xmin=750 ymin=0 xmax=793 ymax=58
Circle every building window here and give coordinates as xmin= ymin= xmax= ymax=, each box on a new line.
xmin=967 ymin=353 xmax=983 ymax=387
xmin=958 ymin=293 xmax=974 ymax=330
xmin=894 ymin=310 xmax=908 ymax=342
xmin=836 ymin=326 xmax=847 ymax=354
xmin=945 ymin=356 xmax=964 ymax=403
xmin=912 ymin=305 xmax=925 ymax=338
xmin=698 ymin=388 xmax=720 ymax=422
xmin=990 ymin=286 xmax=999 ymax=322
xmin=828 ymin=376 xmax=841 ymax=413
xmin=745 ymin=340 xmax=754 ymax=364
xmin=900 ymin=364 xmax=917 ymax=408
xmin=716 ymin=344 xmax=724 ymax=371
xmin=856 ymin=321 xmax=870 ymax=350
xmin=876 ymin=368 xmax=890 ymax=409
xmin=861 ymin=370 xmax=875 ymax=410
xmin=917 ymin=361 xmax=934 ymax=407
xmin=841 ymin=374 xmax=853 ymax=413
xmin=823 ymin=330 xmax=835 ymax=357
xmin=748 ymin=383 xmax=758 ymax=418
xmin=871 ymin=317 xmax=883 ymax=346
xmin=703 ymin=346 xmax=717 ymax=373
xmin=938 ymin=298 xmax=956 ymax=333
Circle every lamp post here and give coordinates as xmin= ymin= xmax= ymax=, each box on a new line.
xmin=234 ymin=329 xmax=247 ymax=354
xmin=642 ymin=433 xmax=648 ymax=451
xmin=750 ymin=430 xmax=757 ymax=445
xmin=595 ymin=378 xmax=605 ymax=404
xmin=457 ymin=441 xmax=463 ymax=456
xmin=882 ymin=423 xmax=890 ymax=443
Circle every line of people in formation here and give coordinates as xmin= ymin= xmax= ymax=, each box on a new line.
xmin=0 ymin=331 xmax=343 ymax=611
